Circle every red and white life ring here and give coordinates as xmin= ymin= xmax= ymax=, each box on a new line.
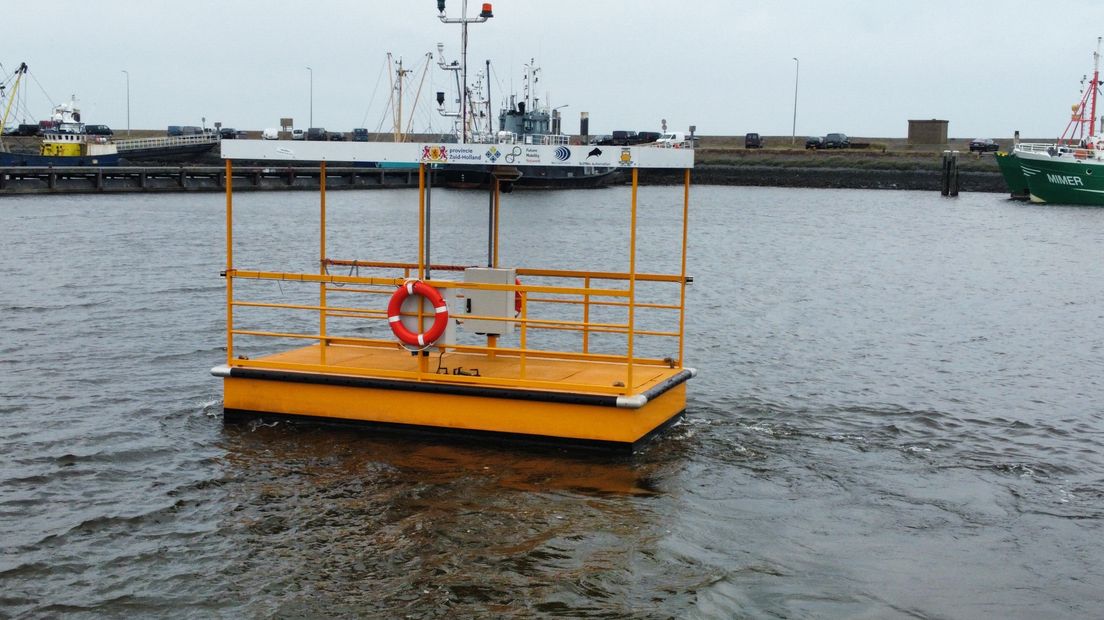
xmin=387 ymin=280 xmax=449 ymax=348
xmin=514 ymin=277 xmax=523 ymax=315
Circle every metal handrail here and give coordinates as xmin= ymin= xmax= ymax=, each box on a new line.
xmin=1014 ymin=141 xmax=1104 ymax=161
xmin=114 ymin=134 xmax=218 ymax=152
xmin=324 ymin=259 xmax=689 ymax=283
xmin=467 ymin=132 xmax=570 ymax=146
xmin=227 ymin=263 xmax=685 ymax=384
xmin=231 ymin=268 xmax=632 ymax=298
xmin=1014 ymin=142 xmax=1060 ymax=154
xmin=222 ymin=159 xmax=693 ymax=397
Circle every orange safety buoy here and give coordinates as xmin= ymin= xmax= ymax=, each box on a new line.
xmin=387 ymin=280 xmax=449 ymax=348
xmin=514 ymin=277 xmax=523 ymax=314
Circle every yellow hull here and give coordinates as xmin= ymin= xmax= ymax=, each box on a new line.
xmin=215 ymin=345 xmax=692 ymax=451
xmin=41 ymin=142 xmax=82 ymax=157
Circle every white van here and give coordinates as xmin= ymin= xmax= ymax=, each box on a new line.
xmin=655 ymin=131 xmax=687 ymax=145
xmin=262 ymin=128 xmax=279 ymax=140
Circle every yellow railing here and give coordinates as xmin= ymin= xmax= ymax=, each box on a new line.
xmin=226 ymin=267 xmax=680 ymax=346
xmin=223 ymin=161 xmax=692 ymax=395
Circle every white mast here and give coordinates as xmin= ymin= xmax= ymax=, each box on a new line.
xmin=436 ymin=0 xmax=494 ymax=143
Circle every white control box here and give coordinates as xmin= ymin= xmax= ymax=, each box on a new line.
xmin=460 ymin=267 xmax=516 ymax=336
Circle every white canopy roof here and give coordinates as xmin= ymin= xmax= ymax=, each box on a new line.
xmin=221 ymin=140 xmax=694 ymax=169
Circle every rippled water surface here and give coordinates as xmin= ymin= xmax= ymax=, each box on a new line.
xmin=2 ymin=186 xmax=1102 ymax=618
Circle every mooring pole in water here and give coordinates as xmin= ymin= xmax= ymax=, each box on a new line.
xmin=941 ymin=150 xmax=959 ymax=197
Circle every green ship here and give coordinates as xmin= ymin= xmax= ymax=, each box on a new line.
xmin=1017 ymin=143 xmax=1104 ymax=205
xmin=1003 ymin=38 xmax=1104 ymax=206
xmin=994 ymin=151 xmax=1029 ymax=199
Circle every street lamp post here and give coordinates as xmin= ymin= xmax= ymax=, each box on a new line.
xmin=791 ymin=57 xmax=799 ymax=146
xmin=306 ymin=66 xmax=313 ymax=128
xmin=121 ymin=70 xmax=130 ymax=137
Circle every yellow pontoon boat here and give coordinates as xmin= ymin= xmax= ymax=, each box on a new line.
xmin=213 ymin=140 xmax=696 ymax=451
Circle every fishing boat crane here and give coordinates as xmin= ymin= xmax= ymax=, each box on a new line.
xmin=384 ymin=52 xmax=434 ymax=142
xmin=0 ymin=62 xmax=28 ymax=152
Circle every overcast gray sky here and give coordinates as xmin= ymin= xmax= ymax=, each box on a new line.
xmin=3 ymin=0 xmax=1103 ymax=138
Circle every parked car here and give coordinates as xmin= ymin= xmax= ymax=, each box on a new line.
xmin=85 ymin=124 xmax=113 ymax=136
xmin=655 ymin=131 xmax=690 ymax=146
xmin=218 ymin=127 xmax=238 ymax=139
xmin=291 ymin=129 xmax=305 ymax=140
xmin=593 ymin=134 xmax=614 ymax=145
xmin=16 ymin=123 xmax=40 ymax=136
xmin=805 ymin=136 xmax=823 ymax=149
xmin=969 ymin=138 xmax=999 ymax=152
xmin=328 ymin=131 xmax=346 ymax=141
xmin=744 ymin=132 xmax=763 ymax=148
xmin=306 ymin=127 xmax=327 ymax=141
xmin=167 ymin=125 xmax=183 ymax=136
xmin=823 ymin=133 xmax=850 ymax=149
xmin=352 ymin=128 xmax=369 ymax=142
xmin=262 ymin=128 xmax=280 ymax=140
xmin=611 ymin=130 xmax=638 ymax=145
xmin=636 ymin=131 xmax=661 ymax=144
xmin=181 ymin=126 xmax=203 ymax=136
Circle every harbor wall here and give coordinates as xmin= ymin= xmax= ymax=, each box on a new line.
xmin=0 ymin=166 xmax=421 ymax=195
xmin=0 ymin=163 xmax=1007 ymax=195
xmin=637 ymin=165 xmax=1006 ymax=192
xmin=0 ymin=133 xmax=1011 ymax=195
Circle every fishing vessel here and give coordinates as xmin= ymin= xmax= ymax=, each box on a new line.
xmin=212 ymin=138 xmax=696 ymax=450
xmin=485 ymin=60 xmax=621 ymax=189
xmin=0 ymin=64 xmax=216 ymax=166
xmin=1 ymin=65 xmax=122 ymax=166
xmin=1 ymin=100 xmax=121 ymax=166
xmin=1016 ymin=140 xmax=1104 ymax=205
xmin=432 ymin=3 xmax=624 ymax=189
xmin=1006 ymin=39 xmax=1104 ymax=205
xmin=994 ymin=151 xmax=1029 ymax=199
xmin=433 ymin=68 xmax=623 ymax=189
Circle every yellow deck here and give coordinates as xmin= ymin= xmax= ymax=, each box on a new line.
xmin=260 ymin=344 xmax=676 ymax=392
xmin=220 ymin=344 xmax=689 ymax=449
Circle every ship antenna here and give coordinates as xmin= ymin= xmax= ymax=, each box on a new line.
xmin=1092 ymin=36 xmax=1101 ymax=138
xmin=437 ymin=0 xmax=494 ymax=143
